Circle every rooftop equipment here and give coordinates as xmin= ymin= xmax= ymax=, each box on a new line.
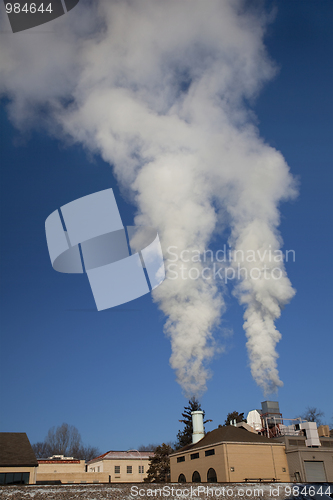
xmin=246 ymin=410 xmax=262 ymax=431
xmin=298 ymin=421 xmax=321 ymax=447
xmin=261 ymin=401 xmax=283 ymax=425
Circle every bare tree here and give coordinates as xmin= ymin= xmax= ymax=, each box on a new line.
xmin=75 ymin=445 xmax=100 ymax=461
xmin=45 ymin=423 xmax=81 ymax=456
xmin=31 ymin=441 xmax=51 ymax=459
xmin=138 ymin=444 xmax=159 ymax=452
xmin=300 ymin=407 xmax=324 ymax=426
xmin=33 ymin=423 xmax=100 ymax=461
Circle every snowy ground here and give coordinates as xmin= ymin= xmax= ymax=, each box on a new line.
xmin=0 ymin=482 xmax=320 ymax=500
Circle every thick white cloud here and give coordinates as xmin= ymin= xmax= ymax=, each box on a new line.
xmin=0 ymin=0 xmax=296 ymax=396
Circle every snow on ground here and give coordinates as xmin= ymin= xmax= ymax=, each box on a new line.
xmin=0 ymin=483 xmax=299 ymax=500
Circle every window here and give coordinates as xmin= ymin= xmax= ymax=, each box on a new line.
xmin=13 ymin=474 xmax=22 ymax=483
xmin=192 ymin=471 xmax=201 ymax=483
xmin=6 ymin=474 xmax=14 ymax=484
xmin=207 ymin=468 xmax=217 ymax=483
xmin=127 ymin=465 xmax=132 ymax=474
xmin=289 ymin=439 xmax=305 ymax=446
xmin=177 ymin=456 xmax=185 ymax=463
xmin=230 ymin=467 xmax=235 ymax=472
xmin=190 ymin=452 xmax=199 ymax=460
xmin=0 ymin=472 xmax=30 ymax=485
xmin=114 ymin=465 xmax=120 ymax=474
xmin=282 ymin=468 xmax=286 ymax=472
xmin=138 ymin=465 xmax=144 ymax=473
xmin=205 ymin=449 xmax=215 ymax=457
xmin=97 ymin=466 xmax=100 ymax=472
xmin=178 ymin=473 xmax=186 ymax=483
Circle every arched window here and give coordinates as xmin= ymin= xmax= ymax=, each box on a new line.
xmin=207 ymin=468 xmax=217 ymax=483
xmin=178 ymin=473 xmax=186 ymax=483
xmin=192 ymin=471 xmax=201 ymax=483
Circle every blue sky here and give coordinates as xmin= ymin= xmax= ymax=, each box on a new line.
xmin=0 ymin=0 xmax=332 ymax=454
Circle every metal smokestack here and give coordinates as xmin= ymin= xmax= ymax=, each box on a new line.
xmin=191 ymin=410 xmax=205 ymax=444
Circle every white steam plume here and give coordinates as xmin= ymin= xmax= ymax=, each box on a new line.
xmin=0 ymin=0 xmax=296 ymax=396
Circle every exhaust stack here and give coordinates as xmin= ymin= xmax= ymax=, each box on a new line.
xmin=191 ymin=410 xmax=205 ymax=443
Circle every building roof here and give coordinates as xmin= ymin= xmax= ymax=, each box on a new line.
xmin=0 ymin=433 xmax=38 ymax=467
xmin=38 ymin=459 xmax=82 ymax=464
xmin=171 ymin=425 xmax=282 ymax=455
xmin=88 ymin=450 xmax=154 ymax=464
xmin=37 ymin=455 xmax=83 ymax=463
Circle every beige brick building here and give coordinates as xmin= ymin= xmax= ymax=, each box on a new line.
xmin=87 ymin=450 xmax=154 ymax=482
xmin=170 ymin=425 xmax=290 ymax=483
xmin=36 ymin=455 xmax=109 ymax=484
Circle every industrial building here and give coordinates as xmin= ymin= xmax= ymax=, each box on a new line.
xmin=170 ymin=402 xmax=333 ymax=483
xmin=248 ymin=401 xmax=333 ymax=482
xmin=170 ymin=411 xmax=290 ymax=483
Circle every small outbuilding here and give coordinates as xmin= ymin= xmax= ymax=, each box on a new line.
xmin=0 ymin=433 xmax=38 ymax=485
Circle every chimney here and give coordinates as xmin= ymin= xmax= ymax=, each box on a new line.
xmin=191 ymin=411 xmax=205 ymax=443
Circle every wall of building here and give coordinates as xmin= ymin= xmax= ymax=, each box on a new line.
xmin=88 ymin=459 xmax=150 ymax=482
xmin=87 ymin=460 xmax=104 ymax=473
xmin=37 ymin=457 xmax=152 ymax=483
xmin=36 ymin=472 xmax=110 ymax=484
xmin=223 ymin=443 xmax=289 ymax=482
xmin=170 ymin=443 xmax=226 ymax=483
xmin=286 ymin=449 xmax=333 ymax=482
xmin=37 ymin=460 xmax=86 ymax=474
xmin=170 ymin=442 xmax=289 ymax=483
xmin=275 ymin=435 xmax=333 ymax=482
xmin=0 ymin=466 xmax=37 ymax=484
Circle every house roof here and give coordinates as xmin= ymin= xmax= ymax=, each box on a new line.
xmin=88 ymin=450 xmax=154 ymax=464
xmin=171 ymin=425 xmax=281 ymax=455
xmin=0 ymin=433 xmax=38 ymax=467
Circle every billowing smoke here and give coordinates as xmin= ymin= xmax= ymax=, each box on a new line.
xmin=0 ymin=0 xmax=296 ymax=396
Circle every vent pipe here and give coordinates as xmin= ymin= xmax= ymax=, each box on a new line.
xmin=192 ymin=411 xmax=205 ymax=443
